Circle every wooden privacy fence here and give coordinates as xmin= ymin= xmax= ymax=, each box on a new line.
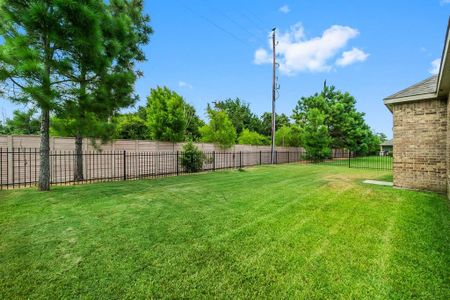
xmin=0 ymin=149 xmax=313 ymax=189
xmin=0 ymin=135 xmax=304 ymax=153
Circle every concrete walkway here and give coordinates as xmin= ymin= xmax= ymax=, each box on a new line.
xmin=363 ymin=180 xmax=393 ymax=187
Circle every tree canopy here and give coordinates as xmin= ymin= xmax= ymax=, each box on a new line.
xmin=114 ymin=113 xmax=148 ymax=140
xmin=184 ymin=103 xmax=205 ymax=141
xmin=147 ymin=87 xmax=188 ymax=142
xmin=1 ymin=109 xmax=40 ymax=135
xmin=292 ymin=83 xmax=380 ymax=155
xmin=275 ymin=125 xmax=302 ymax=147
xmin=200 ymin=105 xmax=237 ymax=149
xmin=213 ymin=98 xmax=262 ymax=135
xmin=260 ymin=112 xmax=290 ymax=136
xmin=238 ymin=129 xmax=268 ymax=145
xmin=299 ymin=109 xmax=331 ymax=161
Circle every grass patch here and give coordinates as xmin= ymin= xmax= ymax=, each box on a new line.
xmin=0 ymin=164 xmax=448 ymax=298
xmin=376 ymin=173 xmax=394 ymax=182
xmin=321 ymin=155 xmax=393 ymax=170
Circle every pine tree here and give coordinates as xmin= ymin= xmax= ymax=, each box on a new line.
xmin=0 ymin=1 xmax=75 ymax=190
xmin=52 ymin=0 xmax=152 ymax=181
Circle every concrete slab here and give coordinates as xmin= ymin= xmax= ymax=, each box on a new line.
xmin=363 ymin=180 xmax=393 ymax=187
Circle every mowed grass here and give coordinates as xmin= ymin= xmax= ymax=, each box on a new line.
xmin=321 ymin=155 xmax=393 ymax=170
xmin=0 ymin=164 xmax=449 ymax=299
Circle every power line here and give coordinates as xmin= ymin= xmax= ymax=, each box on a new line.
xmin=176 ymin=0 xmax=255 ymax=49
xmin=238 ymin=11 xmax=267 ymax=34
xmin=201 ymin=2 xmax=269 ymax=46
xmin=242 ymin=7 xmax=267 ymax=30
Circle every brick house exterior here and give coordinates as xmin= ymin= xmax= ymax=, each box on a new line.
xmin=384 ymin=19 xmax=450 ymax=196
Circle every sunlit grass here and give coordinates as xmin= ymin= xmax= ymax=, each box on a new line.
xmin=0 ymin=164 xmax=448 ymax=298
xmin=320 ymin=155 xmax=393 ymax=170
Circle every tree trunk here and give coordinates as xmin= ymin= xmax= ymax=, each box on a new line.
xmin=74 ymin=132 xmax=84 ymax=181
xmin=38 ymin=108 xmax=50 ymax=191
xmin=74 ymin=71 xmax=87 ymax=181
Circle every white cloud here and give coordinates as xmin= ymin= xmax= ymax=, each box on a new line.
xmin=279 ymin=5 xmax=290 ymax=14
xmin=254 ymin=48 xmax=272 ymax=64
xmin=178 ymin=81 xmax=193 ymax=89
xmin=336 ymin=47 xmax=369 ymax=66
xmin=429 ymin=58 xmax=441 ymax=75
xmin=254 ymin=23 xmax=365 ymax=75
xmin=440 ymin=0 xmax=450 ymax=5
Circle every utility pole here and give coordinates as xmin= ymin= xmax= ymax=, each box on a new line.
xmin=271 ymin=27 xmax=276 ymax=164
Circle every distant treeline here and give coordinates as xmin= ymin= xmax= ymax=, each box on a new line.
xmin=1 ymin=83 xmax=387 ymax=159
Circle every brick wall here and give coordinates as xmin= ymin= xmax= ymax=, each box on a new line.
xmin=448 ymin=93 xmax=450 ymax=198
xmin=392 ymin=98 xmax=448 ymax=192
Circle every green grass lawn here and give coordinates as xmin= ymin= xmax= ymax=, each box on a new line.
xmin=0 ymin=164 xmax=448 ymax=299
xmin=321 ymin=155 xmax=393 ymax=170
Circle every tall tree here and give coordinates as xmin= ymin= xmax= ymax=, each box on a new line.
xmin=213 ymin=98 xmax=261 ymax=135
xmin=53 ymin=0 xmax=152 ymax=181
xmin=0 ymin=1 xmax=77 ymax=190
xmin=275 ymin=125 xmax=302 ymax=147
xmin=275 ymin=126 xmax=291 ymax=147
xmin=292 ymin=83 xmax=376 ymax=154
xmin=147 ymin=87 xmax=187 ymax=142
xmin=113 ymin=113 xmax=148 ymax=140
xmin=0 ymin=121 xmax=6 ymax=134
xmin=300 ymin=109 xmax=331 ymax=161
xmin=184 ymin=103 xmax=205 ymax=141
xmin=288 ymin=125 xmax=302 ymax=147
xmin=260 ymin=112 xmax=290 ymax=136
xmin=200 ymin=105 xmax=236 ymax=149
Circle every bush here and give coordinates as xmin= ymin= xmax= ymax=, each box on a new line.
xmin=180 ymin=141 xmax=205 ymax=173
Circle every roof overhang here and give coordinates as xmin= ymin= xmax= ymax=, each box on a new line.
xmin=384 ymin=93 xmax=437 ymax=112
xmin=384 ymin=17 xmax=450 ymax=112
xmin=437 ymin=18 xmax=450 ymax=97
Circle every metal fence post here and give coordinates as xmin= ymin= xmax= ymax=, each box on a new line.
xmin=213 ymin=151 xmax=216 ymax=171
xmin=176 ymin=151 xmax=179 ymax=175
xmin=11 ymin=148 xmax=14 ymax=188
xmin=348 ymin=150 xmax=351 ymax=168
xmin=239 ymin=151 xmax=242 ymax=169
xmin=259 ymin=150 xmax=262 ymax=165
xmin=233 ymin=153 xmax=235 ymax=169
xmin=123 ymin=150 xmax=127 ymax=180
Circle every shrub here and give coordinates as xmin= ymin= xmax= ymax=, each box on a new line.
xmin=180 ymin=141 xmax=205 ymax=173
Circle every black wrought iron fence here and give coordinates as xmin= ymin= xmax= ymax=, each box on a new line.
xmin=0 ymin=148 xmax=392 ymax=190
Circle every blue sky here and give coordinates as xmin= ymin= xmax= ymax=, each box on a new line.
xmin=1 ymin=0 xmax=449 ymax=137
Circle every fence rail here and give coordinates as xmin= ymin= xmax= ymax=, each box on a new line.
xmin=0 ymin=148 xmax=392 ymax=190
